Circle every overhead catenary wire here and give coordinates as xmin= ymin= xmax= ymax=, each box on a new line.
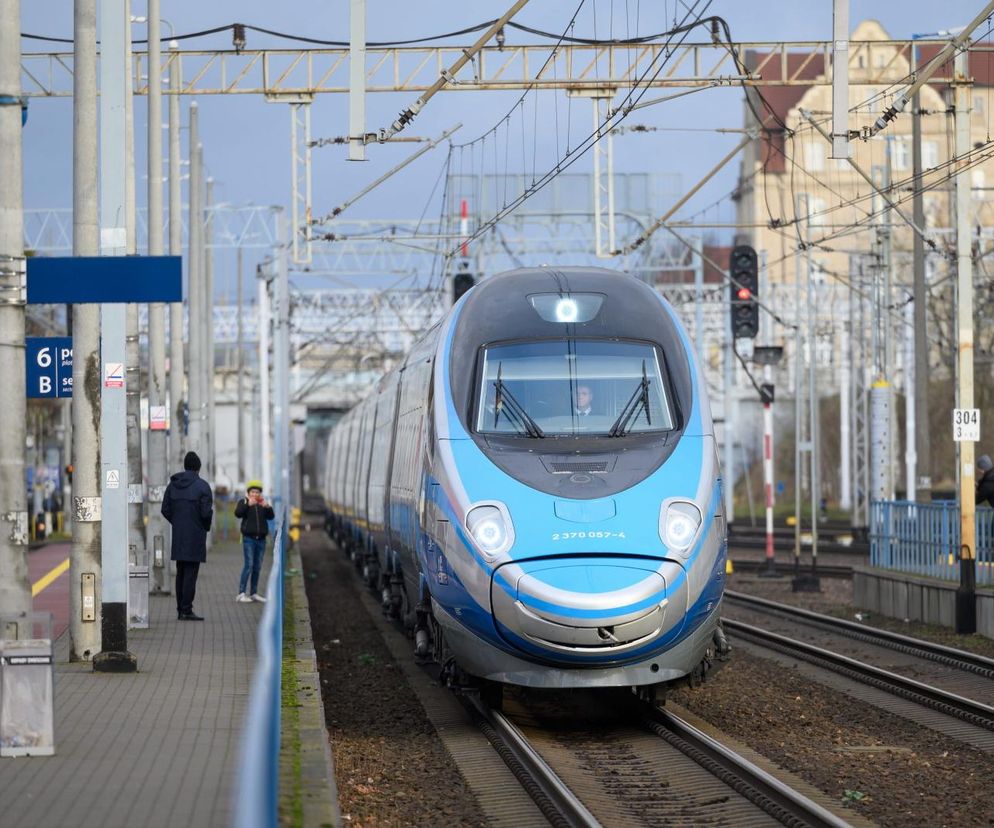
xmin=443 ymin=1 xmax=716 ymax=258
xmin=20 ymin=15 xmax=734 ymax=48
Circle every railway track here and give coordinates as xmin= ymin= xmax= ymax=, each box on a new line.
xmin=729 ymin=559 xmax=854 ymax=579
xmin=728 ymin=527 xmax=868 ymax=557
xmin=723 ymin=593 xmax=994 ymax=741
xmin=469 ymin=690 xmax=852 ymax=828
xmin=726 ymin=591 xmax=994 ymax=679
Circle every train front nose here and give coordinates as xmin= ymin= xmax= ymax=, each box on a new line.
xmin=490 ymin=557 xmax=687 ymax=662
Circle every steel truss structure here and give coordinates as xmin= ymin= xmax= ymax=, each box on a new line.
xmin=24 ymin=205 xmax=282 ymax=253
xmin=19 ymin=39 xmax=991 ymax=98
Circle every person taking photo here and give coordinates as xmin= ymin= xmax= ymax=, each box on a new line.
xmin=234 ymin=480 xmax=275 ymax=603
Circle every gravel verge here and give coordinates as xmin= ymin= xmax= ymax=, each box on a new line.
xmin=299 ymin=528 xmax=487 ymax=827
xmin=670 ymin=647 xmax=994 ymax=827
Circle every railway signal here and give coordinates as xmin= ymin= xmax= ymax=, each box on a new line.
xmin=729 ymin=244 xmax=759 ymax=339
xmin=453 ymin=269 xmax=476 ymax=304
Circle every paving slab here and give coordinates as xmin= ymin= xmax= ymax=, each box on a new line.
xmin=0 ymin=539 xmax=270 ymax=828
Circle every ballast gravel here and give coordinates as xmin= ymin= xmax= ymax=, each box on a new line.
xmin=300 ymin=527 xmax=487 ymax=827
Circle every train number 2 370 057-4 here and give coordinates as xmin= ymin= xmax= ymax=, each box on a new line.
xmin=552 ymin=531 xmax=627 ymax=541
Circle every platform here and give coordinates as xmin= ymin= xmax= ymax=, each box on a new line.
xmin=854 ymin=565 xmax=994 ymax=639
xmin=0 ymin=539 xmax=269 ymax=828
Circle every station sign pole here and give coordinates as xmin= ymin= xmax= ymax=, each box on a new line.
xmin=0 ymin=0 xmax=31 ymax=620
xmin=94 ymin=0 xmax=135 ymax=672
xmin=953 ymin=50 xmax=976 ymax=634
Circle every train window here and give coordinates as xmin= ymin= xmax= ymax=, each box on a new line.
xmin=475 ymin=339 xmax=674 ymax=436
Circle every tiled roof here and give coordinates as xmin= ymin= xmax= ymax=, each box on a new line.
xmin=655 ymin=245 xmax=730 ymax=285
xmin=743 ymin=44 xmax=993 ymax=174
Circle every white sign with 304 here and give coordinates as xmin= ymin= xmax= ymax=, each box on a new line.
xmin=953 ymin=408 xmax=980 ymax=442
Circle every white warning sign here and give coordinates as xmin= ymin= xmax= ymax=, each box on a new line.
xmin=106 ymin=469 xmax=120 ymax=490
xmin=104 ymin=362 xmax=124 ymax=388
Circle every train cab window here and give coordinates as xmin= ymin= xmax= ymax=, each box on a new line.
xmin=475 ymin=339 xmax=675 ymax=437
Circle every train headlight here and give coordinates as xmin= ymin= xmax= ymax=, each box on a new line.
xmin=527 ymin=293 xmax=605 ymax=323
xmin=466 ymin=503 xmax=514 ymax=559
xmin=660 ymin=500 xmax=702 ymax=556
xmin=555 ymin=297 xmax=578 ymax=322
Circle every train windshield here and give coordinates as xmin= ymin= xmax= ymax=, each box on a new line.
xmin=475 ymin=339 xmax=675 ymax=437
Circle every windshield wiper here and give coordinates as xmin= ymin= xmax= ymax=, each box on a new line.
xmin=493 ymin=363 xmax=545 ymax=438
xmin=609 ymin=360 xmax=652 ymax=438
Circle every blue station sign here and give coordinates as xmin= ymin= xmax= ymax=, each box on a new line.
xmin=26 ymin=256 xmax=182 ymax=304
xmin=26 ymin=337 xmax=73 ymax=399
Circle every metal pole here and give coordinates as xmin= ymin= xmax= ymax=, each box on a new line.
xmin=912 ymin=80 xmax=932 ymax=502
xmin=806 ymin=209 xmax=821 ymax=588
xmin=147 ymin=1 xmax=169 ymax=593
xmin=348 ymin=0 xmax=366 ymax=161
xmin=124 ymin=2 xmax=148 ymax=611
xmin=186 ymin=105 xmax=203 ymax=456
xmin=592 ymin=100 xmax=603 ymax=258
xmin=165 ymin=41 xmax=182 ymax=597
xmin=869 ymin=167 xmax=894 ymax=506
xmin=762 ymin=366 xmax=776 ymax=575
xmin=723 ymin=259 xmax=735 ymax=529
xmin=693 ymin=236 xmax=704 ymax=366
xmin=275 ymin=214 xmax=291 ymax=508
xmin=793 ymin=196 xmax=804 ymax=575
xmin=94 ymin=0 xmax=136 ymax=672
xmin=953 ymin=50 xmax=976 ymax=634
xmin=204 ymin=177 xmax=215 ymax=484
xmin=236 ymin=247 xmax=245 ymax=486
xmin=758 ymin=250 xmax=778 ymax=577
xmin=606 ymin=104 xmax=616 ymax=255
xmin=69 ymin=0 xmax=101 ymax=661
xmin=167 ymin=42 xmax=184 ymax=476
xmin=0 ymin=0 xmax=30 ymax=618
xmin=904 ymin=294 xmax=916 ymax=499
xmin=830 ymin=0 xmax=850 ymax=159
xmin=252 ymin=383 xmax=261 ymax=488
xmin=883 ymin=140 xmax=896 ymax=502
xmin=258 ymin=265 xmax=272 ymax=495
xmin=840 ymin=317 xmax=851 ymax=510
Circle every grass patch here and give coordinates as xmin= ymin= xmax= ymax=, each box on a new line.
xmin=279 ymin=567 xmax=305 ymax=827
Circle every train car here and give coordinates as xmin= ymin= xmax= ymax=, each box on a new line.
xmin=324 ymin=266 xmax=729 ymax=694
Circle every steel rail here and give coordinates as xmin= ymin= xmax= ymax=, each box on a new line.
xmin=728 ymin=560 xmax=854 ymax=579
xmin=730 ymin=535 xmax=865 ymax=555
xmin=725 ymin=619 xmax=994 ymax=732
xmin=638 ymin=704 xmax=851 ymax=828
xmin=466 ymin=695 xmax=602 ymax=828
xmin=725 ymin=590 xmax=994 ymax=679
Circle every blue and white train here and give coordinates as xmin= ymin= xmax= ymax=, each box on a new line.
xmin=323 ymin=267 xmax=729 ymax=694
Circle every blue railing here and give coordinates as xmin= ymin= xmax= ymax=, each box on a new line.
xmin=233 ymin=510 xmax=286 ymax=828
xmin=870 ymin=500 xmax=994 ymax=586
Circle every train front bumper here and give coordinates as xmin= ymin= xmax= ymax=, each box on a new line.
xmin=433 ymin=594 xmax=720 ymax=688
xmin=489 ymin=556 xmax=689 ymax=661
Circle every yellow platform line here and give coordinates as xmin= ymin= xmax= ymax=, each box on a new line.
xmin=32 ymin=557 xmax=69 ymax=597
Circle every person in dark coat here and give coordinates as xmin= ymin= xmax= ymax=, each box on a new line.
xmin=161 ymin=451 xmax=214 ymax=620
xmin=977 ymin=455 xmax=994 ymax=509
xmin=234 ymin=479 xmax=275 ymax=603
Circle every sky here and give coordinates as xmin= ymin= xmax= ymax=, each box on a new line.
xmin=17 ymin=0 xmax=992 ymax=292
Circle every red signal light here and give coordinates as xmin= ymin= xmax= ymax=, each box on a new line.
xmin=736 ymin=287 xmax=751 ymax=301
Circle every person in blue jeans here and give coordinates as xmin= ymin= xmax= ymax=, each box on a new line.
xmin=234 ymin=480 xmax=275 ymax=603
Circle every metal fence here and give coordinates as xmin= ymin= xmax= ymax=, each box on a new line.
xmin=233 ymin=510 xmax=286 ymax=828
xmin=870 ymin=500 xmax=994 ymax=586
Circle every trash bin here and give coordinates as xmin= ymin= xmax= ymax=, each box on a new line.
xmin=0 ymin=612 xmax=55 ymax=757
xmin=129 ymin=545 xmax=150 ymax=629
